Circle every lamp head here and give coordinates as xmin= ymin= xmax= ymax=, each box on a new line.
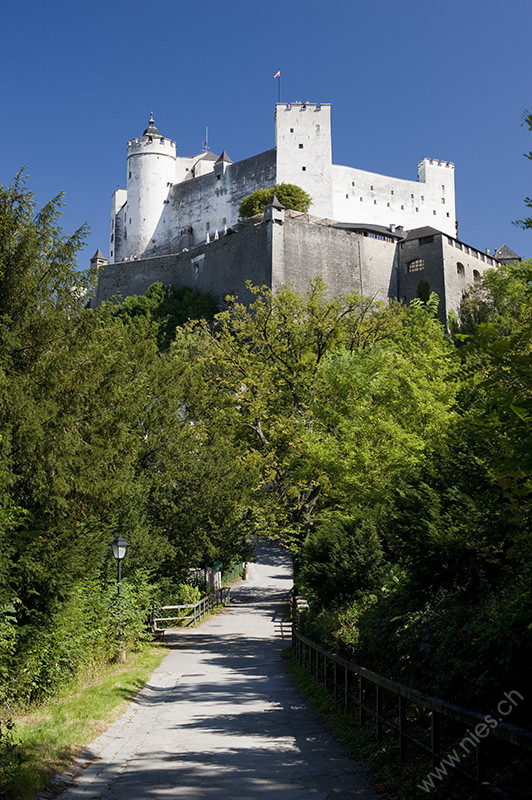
xmin=111 ymin=536 xmax=129 ymax=561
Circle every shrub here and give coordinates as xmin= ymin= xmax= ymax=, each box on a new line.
xmin=239 ymin=184 xmax=311 ymax=218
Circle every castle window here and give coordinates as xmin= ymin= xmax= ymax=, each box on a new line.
xmin=416 ymin=207 xmax=419 ymax=212
xmin=442 ymin=198 xmax=445 ymax=204
xmin=411 ymin=193 xmax=414 ymax=198
xmin=391 ymin=189 xmax=394 ymax=195
xmin=346 ymin=194 xmax=349 ymax=199
xmin=374 ymin=200 xmax=377 ymax=204
xmin=111 ymin=234 xmax=114 ymax=243
xmin=316 ymin=124 xmax=320 ymax=133
xmin=302 ymin=166 xmax=306 ymax=171
xmin=352 ymin=181 xmax=355 ymax=186
xmin=360 ymin=197 xmax=363 ymax=201
xmin=401 ymin=205 xmax=404 ymax=210
xmin=442 ymin=185 xmax=445 ymax=192
xmin=457 ymin=262 xmax=465 ymax=276
xmin=206 ymin=222 xmax=210 ymax=231
xmin=387 ymin=202 xmax=390 ymax=207
xmin=290 ymin=128 xmax=294 ymax=133
xmin=299 ymin=144 xmax=304 ymax=149
xmin=129 ymin=171 xmax=131 ymax=178
xmin=421 ymin=195 xmax=424 ymax=201
xmin=473 ymin=269 xmax=481 ymax=281
xmin=408 ymin=259 xmax=425 ymax=272
xmin=433 ymin=210 xmax=437 ymax=215
xmin=447 ymin=237 xmax=453 ymax=245
xmin=370 ymin=185 xmax=374 ymax=190
xmin=446 ymin=212 xmax=450 ymax=217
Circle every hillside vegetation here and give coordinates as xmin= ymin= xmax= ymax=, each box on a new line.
xmin=1 ymin=173 xmax=531 ymax=791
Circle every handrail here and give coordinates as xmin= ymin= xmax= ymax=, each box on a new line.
xmin=151 ymin=587 xmax=231 ymax=630
xmin=292 ymin=603 xmax=532 ymax=799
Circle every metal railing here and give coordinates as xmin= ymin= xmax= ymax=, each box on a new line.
xmin=151 ymin=587 xmax=231 ymax=631
xmin=292 ymin=611 xmax=532 ymax=799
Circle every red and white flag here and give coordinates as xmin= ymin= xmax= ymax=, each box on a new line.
xmin=273 ymin=70 xmax=281 ymax=79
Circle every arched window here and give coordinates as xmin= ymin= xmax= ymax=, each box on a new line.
xmin=407 ymin=258 xmax=425 ymax=272
xmin=457 ymin=262 xmax=465 ymax=276
xmin=473 ymin=269 xmax=481 ymax=282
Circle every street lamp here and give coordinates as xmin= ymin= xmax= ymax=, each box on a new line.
xmin=111 ymin=536 xmax=129 ymax=662
xmin=111 ymin=535 xmax=129 ymax=601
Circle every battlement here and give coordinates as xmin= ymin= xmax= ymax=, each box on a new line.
xmin=127 ymin=137 xmax=176 ymax=151
xmin=418 ymin=157 xmax=455 ymax=170
xmin=275 ymin=101 xmax=331 ymax=115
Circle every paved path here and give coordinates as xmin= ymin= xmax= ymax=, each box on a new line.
xmin=54 ymin=541 xmax=383 ymax=799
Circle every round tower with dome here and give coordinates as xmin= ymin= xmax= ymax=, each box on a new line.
xmin=124 ymin=114 xmax=177 ymax=259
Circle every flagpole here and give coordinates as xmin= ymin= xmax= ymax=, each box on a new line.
xmin=274 ymin=70 xmax=281 ymax=104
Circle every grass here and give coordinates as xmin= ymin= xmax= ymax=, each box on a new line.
xmin=283 ymin=649 xmax=479 ymax=800
xmin=2 ymin=643 xmax=168 ymax=800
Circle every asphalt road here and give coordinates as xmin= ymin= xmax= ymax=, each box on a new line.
xmin=53 ymin=541 xmax=383 ymax=799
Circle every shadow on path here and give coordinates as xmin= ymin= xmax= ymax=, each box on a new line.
xmin=52 ymin=540 xmax=383 ymax=800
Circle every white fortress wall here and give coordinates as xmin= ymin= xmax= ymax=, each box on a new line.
xmin=110 ymin=189 xmax=127 ymax=262
xmin=275 ymin=103 xmax=333 ymax=219
xmin=164 ymin=148 xmax=277 ymax=251
xmin=175 ymin=154 xmax=200 ymax=183
xmin=332 ymin=159 xmax=456 ymax=237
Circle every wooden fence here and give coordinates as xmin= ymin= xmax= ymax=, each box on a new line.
xmin=292 ymin=611 xmax=532 ymax=799
xmin=150 ymin=587 xmax=231 ymax=631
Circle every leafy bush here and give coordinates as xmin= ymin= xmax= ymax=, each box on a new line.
xmin=239 ymin=183 xmax=311 ymax=217
xmin=7 ymin=575 xmax=157 ymax=704
xmin=298 ymin=513 xmax=385 ymax=606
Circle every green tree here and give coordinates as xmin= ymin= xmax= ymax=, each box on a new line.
xmin=239 ymin=183 xmax=311 ymax=218
xmin=0 ymin=175 xmax=170 ymax=700
xmin=117 ymin=282 xmax=217 ymax=350
xmin=514 ymin=108 xmax=532 ymax=230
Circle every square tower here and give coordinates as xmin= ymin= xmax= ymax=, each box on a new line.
xmin=275 ymin=103 xmax=333 ymax=219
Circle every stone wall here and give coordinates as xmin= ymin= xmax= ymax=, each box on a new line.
xmin=272 ymin=217 xmax=397 ymax=301
xmin=94 ymin=222 xmax=273 ymax=307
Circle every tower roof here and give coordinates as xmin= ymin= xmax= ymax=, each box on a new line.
xmin=91 ymin=248 xmax=106 ymax=261
xmin=494 ymin=244 xmax=520 ymax=261
xmin=216 ymin=149 xmax=233 ymax=164
xmin=266 ymin=194 xmax=285 ymax=210
xmin=142 ymin=112 xmax=160 ymax=137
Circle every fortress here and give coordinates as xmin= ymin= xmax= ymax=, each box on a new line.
xmin=93 ymin=103 xmax=507 ymax=321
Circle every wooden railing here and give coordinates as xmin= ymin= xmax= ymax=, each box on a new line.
xmin=151 ymin=587 xmax=231 ymax=631
xmin=292 ymin=615 xmax=532 ymax=799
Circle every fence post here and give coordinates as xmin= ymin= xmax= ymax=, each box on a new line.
xmin=344 ymin=665 xmax=349 ymax=711
xmin=399 ymin=695 xmax=407 ymax=761
xmin=376 ymin=684 xmax=382 ymax=743
xmin=431 ymin=711 xmax=440 ymax=768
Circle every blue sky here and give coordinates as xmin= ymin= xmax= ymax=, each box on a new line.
xmin=2 ymin=0 xmax=531 ymax=269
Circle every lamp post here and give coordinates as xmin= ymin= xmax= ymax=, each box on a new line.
xmin=111 ymin=536 xmax=129 ymax=661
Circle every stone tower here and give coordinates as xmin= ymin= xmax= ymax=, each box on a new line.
xmin=124 ymin=114 xmax=177 ymax=258
xmin=275 ymin=102 xmax=333 ymax=219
